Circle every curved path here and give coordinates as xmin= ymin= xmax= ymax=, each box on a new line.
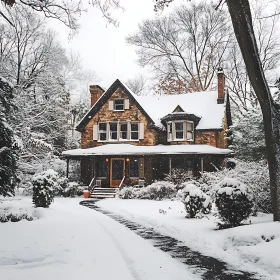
xmin=81 ymin=200 xmax=258 ymax=280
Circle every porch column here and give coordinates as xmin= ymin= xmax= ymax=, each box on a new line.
xmin=169 ymin=157 xmax=172 ymax=175
xmin=66 ymin=158 xmax=69 ymax=178
xmin=201 ymin=158 xmax=204 ymax=173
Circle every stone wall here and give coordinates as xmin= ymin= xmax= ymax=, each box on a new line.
xmin=81 ymin=86 xmax=158 ymax=148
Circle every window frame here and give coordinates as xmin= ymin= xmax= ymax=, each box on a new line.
xmin=119 ymin=122 xmax=128 ymax=141
xmin=130 ymin=122 xmax=139 ymax=140
xmin=109 ymin=122 xmax=118 ymax=141
xmin=113 ymin=99 xmax=124 ymax=111
xmin=167 ymin=120 xmax=194 ymax=142
xmin=98 ymin=122 xmax=107 ymax=141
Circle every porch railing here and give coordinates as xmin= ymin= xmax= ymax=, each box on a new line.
xmin=88 ymin=177 xmax=96 ymax=192
xmin=119 ymin=176 xmax=125 ymax=188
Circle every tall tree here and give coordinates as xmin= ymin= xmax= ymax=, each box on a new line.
xmin=155 ymin=0 xmax=280 ymax=221
xmin=0 ymin=76 xmax=17 ymax=196
xmin=127 ymin=1 xmax=232 ymax=92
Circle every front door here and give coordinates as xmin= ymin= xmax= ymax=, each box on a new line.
xmin=110 ymin=158 xmax=125 ymax=187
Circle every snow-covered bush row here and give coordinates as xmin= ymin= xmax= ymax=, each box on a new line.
xmin=0 ymin=211 xmax=33 ymax=223
xmin=32 ymin=169 xmax=56 ymax=207
xmin=26 ymin=169 xmax=83 ymax=198
xmin=177 ymin=183 xmax=212 ymax=218
xmin=215 ymin=177 xmax=254 ymax=228
xmin=118 ymin=181 xmax=177 ymax=200
xmin=196 ymin=159 xmax=271 ymax=214
xmin=63 ymin=182 xmax=84 ymax=197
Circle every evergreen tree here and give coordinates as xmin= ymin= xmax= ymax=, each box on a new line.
xmin=0 ymin=76 xmax=17 ymax=196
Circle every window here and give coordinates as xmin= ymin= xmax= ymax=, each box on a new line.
xmin=97 ymin=122 xmax=140 ymax=141
xmin=130 ymin=158 xmax=139 ymax=177
xmin=114 ymin=99 xmax=124 ymax=111
xmin=167 ymin=122 xmax=173 ymax=141
xmin=131 ymin=123 xmax=139 ymax=140
xmin=109 ymin=123 xmax=118 ymax=140
xmin=96 ymin=159 xmax=107 ymax=178
xmin=172 ymin=158 xmax=193 ymax=175
xmin=167 ymin=121 xmax=194 ymax=142
xmin=120 ymin=123 xmax=128 ymax=140
xmin=175 ymin=122 xmax=184 ymax=139
xmin=98 ymin=123 xmax=107 ymax=141
xmin=186 ymin=122 xmax=194 ymax=140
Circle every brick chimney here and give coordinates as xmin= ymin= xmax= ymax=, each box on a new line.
xmin=217 ymin=67 xmax=225 ymax=104
xmin=89 ymin=85 xmax=104 ymax=107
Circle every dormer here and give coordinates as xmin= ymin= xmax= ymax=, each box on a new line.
xmin=161 ymin=107 xmax=201 ymax=142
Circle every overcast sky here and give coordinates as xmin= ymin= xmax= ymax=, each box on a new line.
xmin=49 ymin=1 xmax=159 ymax=90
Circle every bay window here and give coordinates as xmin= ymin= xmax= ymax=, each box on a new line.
xmin=167 ymin=121 xmax=194 ymax=142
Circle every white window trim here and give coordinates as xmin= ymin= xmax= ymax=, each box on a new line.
xmin=113 ymin=99 xmax=125 ymax=111
xmin=97 ymin=122 xmax=140 ymax=142
xmin=167 ymin=120 xmax=194 ymax=142
xmin=98 ymin=122 xmax=107 ymax=141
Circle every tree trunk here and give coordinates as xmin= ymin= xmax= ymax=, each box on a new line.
xmin=226 ymin=0 xmax=280 ymax=220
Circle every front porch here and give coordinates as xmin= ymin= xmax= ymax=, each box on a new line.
xmin=62 ymin=144 xmax=233 ymax=190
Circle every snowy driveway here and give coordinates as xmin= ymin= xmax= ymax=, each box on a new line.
xmin=0 ymin=198 xmax=199 ymax=280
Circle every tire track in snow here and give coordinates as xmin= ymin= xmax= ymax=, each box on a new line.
xmin=80 ymin=200 xmax=261 ymax=280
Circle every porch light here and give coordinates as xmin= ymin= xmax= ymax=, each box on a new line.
xmin=105 ymin=158 xmax=109 ymax=162
xmin=126 ymin=158 xmax=130 ymax=162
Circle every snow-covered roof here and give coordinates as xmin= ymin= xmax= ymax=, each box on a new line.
xmin=134 ymin=91 xmax=225 ymax=129
xmin=76 ymin=79 xmax=226 ymax=132
xmin=62 ymin=144 xmax=233 ymax=157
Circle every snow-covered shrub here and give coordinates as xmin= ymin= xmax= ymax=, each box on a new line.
xmin=55 ymin=177 xmax=68 ymax=196
xmin=177 ymin=183 xmax=212 ymax=218
xmin=197 ymin=159 xmax=271 ymax=214
xmin=32 ymin=169 xmax=57 ymax=207
xmin=118 ymin=181 xmax=177 ymax=200
xmin=164 ymin=168 xmax=192 ymax=186
xmin=215 ymin=177 xmax=254 ymax=228
xmin=63 ymin=182 xmax=83 ymax=197
xmin=137 ymin=181 xmax=177 ymax=200
xmin=117 ymin=186 xmax=140 ymax=199
xmin=0 ymin=211 xmax=33 ymax=223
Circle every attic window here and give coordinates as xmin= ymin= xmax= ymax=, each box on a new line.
xmin=114 ymin=99 xmax=124 ymax=111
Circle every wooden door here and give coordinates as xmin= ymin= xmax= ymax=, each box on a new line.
xmin=110 ymin=158 xmax=125 ymax=187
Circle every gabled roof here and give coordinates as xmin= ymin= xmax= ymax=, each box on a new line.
xmin=76 ymin=79 xmax=154 ymax=132
xmin=76 ymin=79 xmax=228 ymax=132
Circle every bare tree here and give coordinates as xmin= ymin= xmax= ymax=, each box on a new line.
xmin=155 ymin=0 xmax=280 ymax=221
xmin=127 ymin=1 xmax=232 ymax=92
xmin=126 ymin=74 xmax=148 ymax=95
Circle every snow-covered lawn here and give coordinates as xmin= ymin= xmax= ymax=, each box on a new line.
xmin=0 ymin=197 xmax=200 ymax=280
xmin=97 ymin=199 xmax=280 ymax=280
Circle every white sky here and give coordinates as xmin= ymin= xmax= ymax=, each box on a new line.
xmin=48 ymin=0 xmax=186 ymax=94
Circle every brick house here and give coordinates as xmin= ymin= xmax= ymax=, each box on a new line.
xmin=63 ymin=68 xmax=233 ymax=189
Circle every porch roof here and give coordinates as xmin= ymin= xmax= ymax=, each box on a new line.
xmin=62 ymin=144 xmax=233 ymax=157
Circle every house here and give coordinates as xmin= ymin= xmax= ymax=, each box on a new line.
xmin=62 ymin=68 xmax=233 ymax=189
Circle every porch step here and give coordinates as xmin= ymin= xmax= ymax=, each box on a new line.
xmin=90 ymin=188 xmax=119 ymax=199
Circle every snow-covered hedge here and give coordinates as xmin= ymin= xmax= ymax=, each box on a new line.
xmin=63 ymin=182 xmax=84 ymax=197
xmin=117 ymin=186 xmax=140 ymax=199
xmin=118 ymin=181 xmax=177 ymax=200
xmin=215 ymin=177 xmax=254 ymax=228
xmin=32 ymin=169 xmax=56 ymax=208
xmin=0 ymin=211 xmax=33 ymax=223
xmin=196 ymin=159 xmax=271 ymax=214
xmin=177 ymin=183 xmax=212 ymax=218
